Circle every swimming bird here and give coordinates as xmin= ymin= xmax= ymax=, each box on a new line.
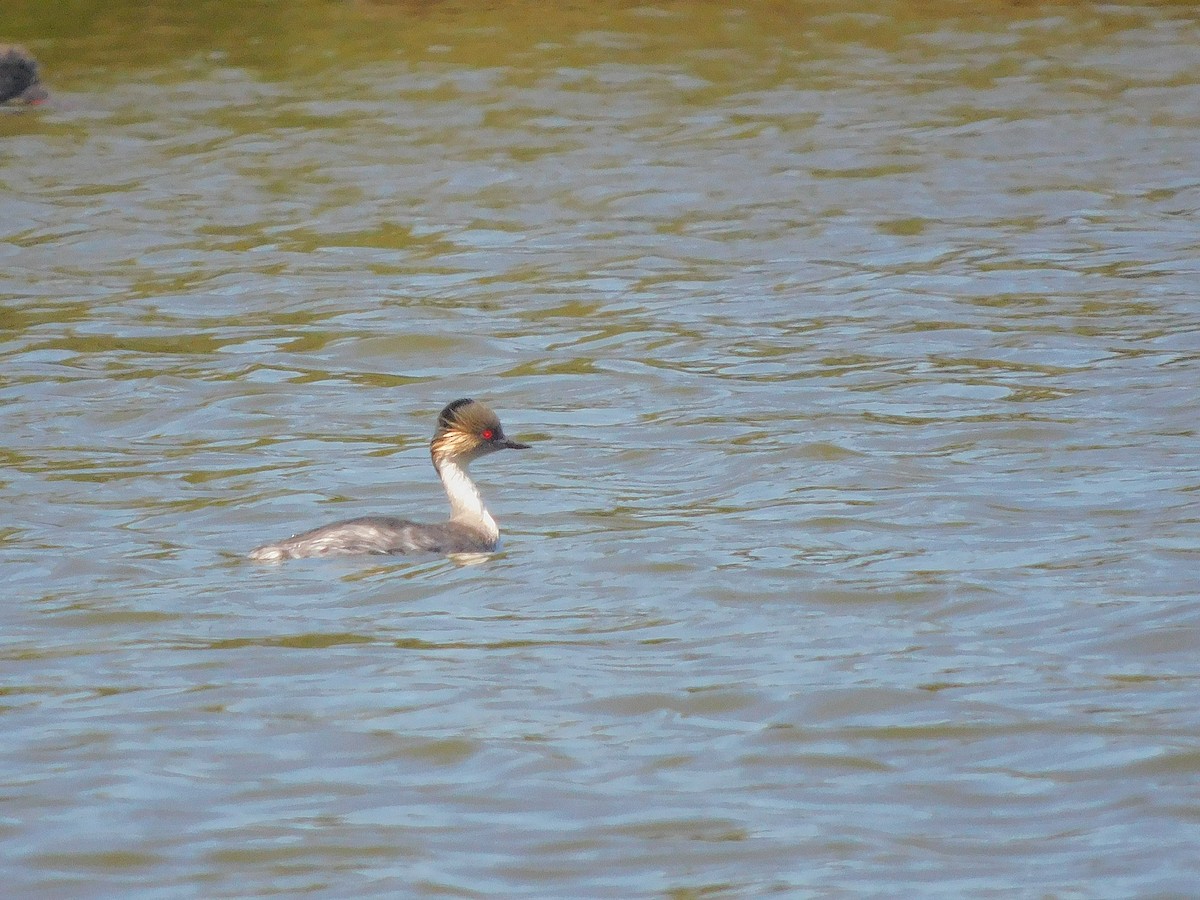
xmin=249 ymin=399 xmax=530 ymax=561
xmin=0 ymin=45 xmax=48 ymax=105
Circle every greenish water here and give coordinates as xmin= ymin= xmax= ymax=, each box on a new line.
xmin=3 ymin=1 xmax=1199 ymax=896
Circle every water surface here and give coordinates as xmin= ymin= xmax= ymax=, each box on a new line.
xmin=3 ymin=1 xmax=1199 ymax=895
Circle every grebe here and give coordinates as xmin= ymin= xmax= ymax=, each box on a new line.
xmin=0 ymin=45 xmax=48 ymax=105
xmin=249 ymin=399 xmax=530 ymax=561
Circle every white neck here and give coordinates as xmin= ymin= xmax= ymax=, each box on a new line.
xmin=436 ymin=457 xmax=499 ymax=542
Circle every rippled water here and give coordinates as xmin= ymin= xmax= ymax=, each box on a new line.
xmin=3 ymin=1 xmax=1200 ymax=895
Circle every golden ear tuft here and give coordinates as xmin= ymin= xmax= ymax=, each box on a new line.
xmin=436 ymin=399 xmax=502 ymax=436
xmin=438 ymin=398 xmax=476 ymax=431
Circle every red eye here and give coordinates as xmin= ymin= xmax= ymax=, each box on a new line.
xmin=481 ymin=429 xmax=494 ymax=440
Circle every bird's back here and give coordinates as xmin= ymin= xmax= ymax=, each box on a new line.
xmin=248 ymin=515 xmax=496 ymax=561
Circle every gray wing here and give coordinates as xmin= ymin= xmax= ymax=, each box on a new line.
xmin=249 ymin=516 xmax=493 ymax=560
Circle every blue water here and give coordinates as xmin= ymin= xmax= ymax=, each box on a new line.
xmin=3 ymin=1 xmax=1199 ymax=895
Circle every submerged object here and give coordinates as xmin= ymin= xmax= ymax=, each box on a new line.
xmin=0 ymin=45 xmax=48 ymax=105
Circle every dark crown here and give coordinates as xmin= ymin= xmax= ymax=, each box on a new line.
xmin=436 ymin=398 xmax=502 ymax=437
